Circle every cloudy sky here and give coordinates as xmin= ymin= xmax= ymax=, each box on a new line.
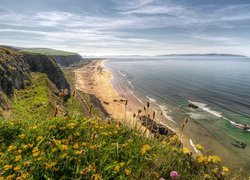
xmin=1 ymin=0 xmax=250 ymax=56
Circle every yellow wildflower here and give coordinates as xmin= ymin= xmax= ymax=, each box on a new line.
xmin=7 ymin=145 xmax=16 ymax=152
xmin=67 ymin=123 xmax=76 ymax=129
xmin=153 ymin=171 xmax=160 ymax=178
xmin=74 ymin=150 xmax=82 ymax=155
xmin=119 ymin=162 xmax=125 ymax=167
xmin=0 ymin=152 xmax=3 ymax=157
xmin=82 ymin=142 xmax=88 ymax=146
xmin=196 ymin=155 xmax=207 ymax=164
xmin=15 ymin=155 xmax=22 ymax=161
xmin=122 ymin=143 xmax=128 ymax=148
xmin=169 ymin=135 xmax=179 ymax=144
xmin=141 ymin=144 xmax=151 ymax=155
xmin=114 ymin=166 xmax=120 ymax=172
xmin=6 ymin=175 xmax=15 ymax=180
xmin=73 ymin=143 xmax=79 ymax=149
xmin=61 ymin=145 xmax=69 ymax=151
xmin=208 ymin=155 xmax=221 ymax=164
xmin=195 ymin=144 xmax=203 ymax=151
xmin=4 ymin=165 xmax=13 ymax=171
xmin=21 ymin=172 xmax=29 ymax=179
xmin=23 ymin=162 xmax=30 ymax=167
xmin=36 ymin=136 xmax=43 ymax=141
xmin=222 ymin=166 xmax=229 ymax=174
xmin=60 ymin=153 xmax=67 ymax=159
xmin=91 ymin=173 xmax=102 ymax=180
xmin=204 ymin=174 xmax=211 ymax=179
xmin=182 ymin=147 xmax=190 ymax=154
xmin=14 ymin=165 xmax=21 ymax=171
xmin=125 ymin=168 xmax=131 ymax=176
xmin=32 ymin=147 xmax=40 ymax=157
xmin=80 ymin=168 xmax=89 ymax=175
xmin=18 ymin=134 xmax=25 ymax=139
xmin=49 ymin=125 xmax=57 ymax=129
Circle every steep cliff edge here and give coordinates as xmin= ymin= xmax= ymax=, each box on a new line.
xmin=20 ymin=48 xmax=84 ymax=67
xmin=0 ymin=47 xmax=70 ymax=111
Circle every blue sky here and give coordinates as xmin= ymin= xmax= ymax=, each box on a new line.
xmin=0 ymin=0 xmax=250 ymax=56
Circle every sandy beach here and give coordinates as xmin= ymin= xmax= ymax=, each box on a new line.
xmin=74 ymin=60 xmax=144 ymax=127
xmin=75 ymin=60 xmax=196 ymax=148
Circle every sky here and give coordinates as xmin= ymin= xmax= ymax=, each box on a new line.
xmin=0 ymin=0 xmax=250 ymax=56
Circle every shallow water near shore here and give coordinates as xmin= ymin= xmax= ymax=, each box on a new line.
xmin=106 ymin=57 xmax=250 ymax=176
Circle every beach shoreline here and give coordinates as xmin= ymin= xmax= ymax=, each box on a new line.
xmin=74 ymin=60 xmax=194 ymax=149
xmin=74 ymin=60 xmax=144 ymax=127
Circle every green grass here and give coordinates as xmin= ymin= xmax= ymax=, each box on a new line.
xmin=0 ymin=114 xmax=229 ymax=179
xmin=21 ymin=48 xmax=77 ymax=56
xmin=0 ymin=72 xmax=232 ymax=179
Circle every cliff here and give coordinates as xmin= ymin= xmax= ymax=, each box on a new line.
xmin=53 ymin=54 xmax=83 ymax=67
xmin=0 ymin=47 xmax=70 ymax=110
xmin=20 ymin=48 xmax=84 ymax=67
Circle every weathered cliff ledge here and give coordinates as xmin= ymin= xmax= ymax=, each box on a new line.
xmin=0 ymin=47 xmax=70 ymax=110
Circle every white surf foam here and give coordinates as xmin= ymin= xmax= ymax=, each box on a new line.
xmin=188 ymin=100 xmax=223 ymax=118
xmin=118 ymin=71 xmax=126 ymax=77
xmin=127 ymin=80 xmax=134 ymax=88
xmin=146 ymin=95 xmax=158 ymax=104
xmin=146 ymin=96 xmax=177 ymax=124
xmin=159 ymin=105 xmax=177 ymax=124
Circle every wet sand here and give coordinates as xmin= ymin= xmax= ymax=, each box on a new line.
xmin=74 ymin=60 xmax=143 ymax=128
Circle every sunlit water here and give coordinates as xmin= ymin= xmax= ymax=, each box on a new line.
xmin=106 ymin=57 xmax=250 ymax=176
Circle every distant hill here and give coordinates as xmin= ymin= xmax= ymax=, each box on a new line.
xmin=158 ymin=53 xmax=247 ymax=58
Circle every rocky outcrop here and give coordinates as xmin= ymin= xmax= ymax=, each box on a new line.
xmin=0 ymin=47 xmax=70 ymax=109
xmin=22 ymin=52 xmax=70 ymax=94
xmin=53 ymin=54 xmax=83 ymax=67
xmin=0 ymin=48 xmax=30 ymax=97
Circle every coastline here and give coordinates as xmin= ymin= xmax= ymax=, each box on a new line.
xmin=74 ymin=60 xmax=194 ymax=149
xmin=74 ymin=60 xmax=143 ymax=128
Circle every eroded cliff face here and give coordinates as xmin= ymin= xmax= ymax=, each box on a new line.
xmin=53 ymin=54 xmax=83 ymax=67
xmin=0 ymin=47 xmax=70 ymax=110
xmin=22 ymin=52 xmax=70 ymax=93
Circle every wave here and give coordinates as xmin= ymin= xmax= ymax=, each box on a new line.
xmin=127 ymin=87 xmax=143 ymax=104
xmin=127 ymin=80 xmax=134 ymax=88
xmin=188 ymin=100 xmax=250 ymax=131
xmin=146 ymin=95 xmax=158 ymax=104
xmin=118 ymin=70 xmax=126 ymax=77
xmin=146 ymin=96 xmax=177 ymax=124
xmin=159 ymin=105 xmax=177 ymax=124
xmin=188 ymin=100 xmax=223 ymax=118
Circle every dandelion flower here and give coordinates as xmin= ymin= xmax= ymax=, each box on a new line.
xmin=114 ymin=166 xmax=120 ymax=172
xmin=222 ymin=166 xmax=229 ymax=174
xmin=4 ymin=165 xmax=13 ymax=171
xmin=14 ymin=165 xmax=21 ymax=171
xmin=141 ymin=144 xmax=151 ymax=155
xmin=125 ymin=168 xmax=131 ymax=176
xmin=36 ymin=136 xmax=43 ymax=141
xmin=15 ymin=155 xmax=22 ymax=161
xmin=119 ymin=162 xmax=125 ymax=167
xmin=195 ymin=144 xmax=203 ymax=151
xmin=182 ymin=147 xmax=190 ymax=154
xmin=18 ymin=134 xmax=25 ymax=139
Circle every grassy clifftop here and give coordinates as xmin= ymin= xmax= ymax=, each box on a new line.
xmin=0 ymin=71 xmax=231 ymax=179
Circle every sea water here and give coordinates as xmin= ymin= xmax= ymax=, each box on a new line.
xmin=106 ymin=56 xmax=250 ymax=176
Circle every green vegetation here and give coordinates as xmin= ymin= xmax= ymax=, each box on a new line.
xmin=0 ymin=72 xmax=231 ymax=179
xmin=21 ymin=48 xmax=77 ymax=56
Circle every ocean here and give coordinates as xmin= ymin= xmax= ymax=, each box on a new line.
xmin=106 ymin=56 xmax=250 ymax=175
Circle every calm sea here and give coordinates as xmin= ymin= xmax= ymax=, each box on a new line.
xmin=106 ymin=56 xmax=250 ymax=176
